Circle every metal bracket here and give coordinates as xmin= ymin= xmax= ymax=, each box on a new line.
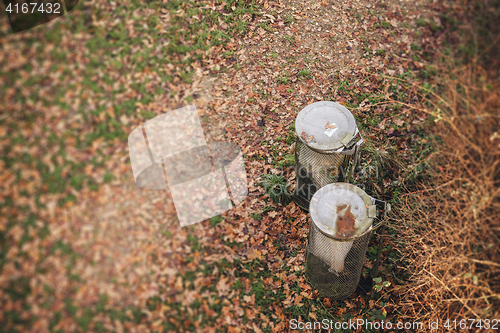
xmin=368 ymin=198 xmax=390 ymax=221
xmin=345 ymin=137 xmax=364 ymax=182
xmin=340 ymin=132 xmax=355 ymax=147
xmin=368 ymin=205 xmax=377 ymax=218
xmin=340 ymin=132 xmax=363 ymax=154
xmin=373 ymin=198 xmax=390 ymax=218
xmin=370 ymin=198 xmax=391 ymax=298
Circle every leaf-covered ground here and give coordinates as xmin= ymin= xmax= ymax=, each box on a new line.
xmin=0 ymin=0 xmax=473 ymax=332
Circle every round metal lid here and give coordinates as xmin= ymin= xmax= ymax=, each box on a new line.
xmin=295 ymin=101 xmax=357 ymax=151
xmin=309 ymin=183 xmax=375 ymax=240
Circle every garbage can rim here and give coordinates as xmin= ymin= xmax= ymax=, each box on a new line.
xmin=295 ymin=101 xmax=358 ymax=151
xmin=309 ymin=182 xmax=375 ymax=241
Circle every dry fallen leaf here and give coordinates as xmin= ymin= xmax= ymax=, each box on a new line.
xmin=345 ymin=300 xmax=357 ymax=309
xmin=247 ymin=249 xmax=262 ymax=260
xmin=301 ymin=131 xmax=307 ymax=139
xmin=306 ymin=135 xmax=314 ymax=142
xmin=216 ymin=277 xmax=230 ymax=296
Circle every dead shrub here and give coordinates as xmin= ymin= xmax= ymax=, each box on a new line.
xmin=394 ymin=61 xmax=500 ymax=324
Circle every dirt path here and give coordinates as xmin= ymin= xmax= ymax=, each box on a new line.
xmin=203 ymin=0 xmax=438 ymax=145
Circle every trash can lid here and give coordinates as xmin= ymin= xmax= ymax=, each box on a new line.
xmin=309 ymin=183 xmax=376 ymax=240
xmin=295 ymin=101 xmax=357 ymax=151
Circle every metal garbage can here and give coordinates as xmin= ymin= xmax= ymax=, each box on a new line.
xmin=305 ymin=183 xmax=383 ymax=299
xmin=293 ymin=101 xmax=363 ymax=211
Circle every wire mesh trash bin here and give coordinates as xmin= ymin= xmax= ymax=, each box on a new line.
xmin=305 ymin=183 xmax=385 ymax=299
xmin=293 ymin=101 xmax=363 ymax=211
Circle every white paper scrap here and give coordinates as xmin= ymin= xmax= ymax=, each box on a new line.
xmin=324 ymin=127 xmax=338 ymax=137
